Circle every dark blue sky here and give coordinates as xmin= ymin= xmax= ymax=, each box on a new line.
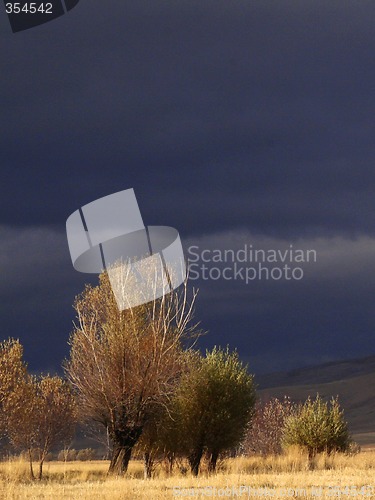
xmin=1 ymin=0 xmax=375 ymax=375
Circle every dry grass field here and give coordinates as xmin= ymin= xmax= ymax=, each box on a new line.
xmin=1 ymin=450 xmax=375 ymax=499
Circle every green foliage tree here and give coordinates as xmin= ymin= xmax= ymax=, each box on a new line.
xmin=170 ymin=346 xmax=256 ymax=475
xmin=282 ymin=394 xmax=351 ymax=459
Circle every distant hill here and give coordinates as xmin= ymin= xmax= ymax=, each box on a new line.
xmin=256 ymin=355 xmax=375 ymax=389
xmin=255 ymin=356 xmax=375 ymax=447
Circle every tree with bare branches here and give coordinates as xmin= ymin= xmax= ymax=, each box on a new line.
xmin=64 ymin=269 xmax=199 ymax=475
xmin=241 ymin=396 xmax=296 ymax=456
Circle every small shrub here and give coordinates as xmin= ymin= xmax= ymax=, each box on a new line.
xmin=76 ymin=448 xmax=96 ymax=461
xmin=346 ymin=441 xmax=361 ymax=456
xmin=282 ymin=394 xmax=352 ymax=458
xmin=57 ymin=449 xmax=77 ymax=461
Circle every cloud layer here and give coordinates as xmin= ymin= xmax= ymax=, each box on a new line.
xmin=1 ymin=1 xmax=375 ymax=373
xmin=1 ymin=224 xmax=374 ymax=373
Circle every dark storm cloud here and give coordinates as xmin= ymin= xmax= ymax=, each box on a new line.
xmin=2 ymin=1 xmax=375 ymax=233
xmin=1 ymin=1 xmax=375 ymax=372
xmin=0 ymin=225 xmax=97 ymax=371
xmin=184 ymin=231 xmax=375 ymax=372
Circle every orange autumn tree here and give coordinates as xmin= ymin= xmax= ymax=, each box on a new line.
xmin=65 ymin=269 xmax=199 ymax=475
xmin=5 ymin=374 xmax=76 ymax=479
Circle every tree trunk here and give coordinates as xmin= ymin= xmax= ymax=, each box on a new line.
xmin=107 ymin=426 xmax=143 ymax=475
xmin=188 ymin=447 xmax=203 ymax=477
xmin=208 ymin=450 xmax=219 ymax=473
xmin=165 ymin=452 xmax=174 ymax=475
xmin=108 ymin=445 xmax=133 ymax=475
xmin=144 ymin=451 xmax=153 ymax=479
xmin=108 ymin=445 xmax=121 ymax=473
xmin=38 ymin=459 xmax=44 ymax=480
xmin=28 ymin=449 xmax=35 ymax=480
xmin=307 ymin=448 xmax=316 ymax=470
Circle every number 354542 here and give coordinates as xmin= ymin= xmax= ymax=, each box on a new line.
xmin=5 ymin=3 xmax=53 ymax=14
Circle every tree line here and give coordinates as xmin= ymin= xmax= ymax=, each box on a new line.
xmin=0 ymin=271 xmax=353 ymax=479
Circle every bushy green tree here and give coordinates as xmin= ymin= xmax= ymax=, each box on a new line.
xmin=171 ymin=346 xmax=256 ymax=475
xmin=282 ymin=394 xmax=351 ymax=458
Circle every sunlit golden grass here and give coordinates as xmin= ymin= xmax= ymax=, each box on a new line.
xmin=1 ymin=450 xmax=375 ymax=499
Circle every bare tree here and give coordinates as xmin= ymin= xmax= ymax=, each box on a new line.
xmin=64 ymin=269 xmax=199 ymax=475
xmin=242 ymin=396 xmax=296 ymax=456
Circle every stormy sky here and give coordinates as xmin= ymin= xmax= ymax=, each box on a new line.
xmin=1 ymin=0 xmax=375 ymax=375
